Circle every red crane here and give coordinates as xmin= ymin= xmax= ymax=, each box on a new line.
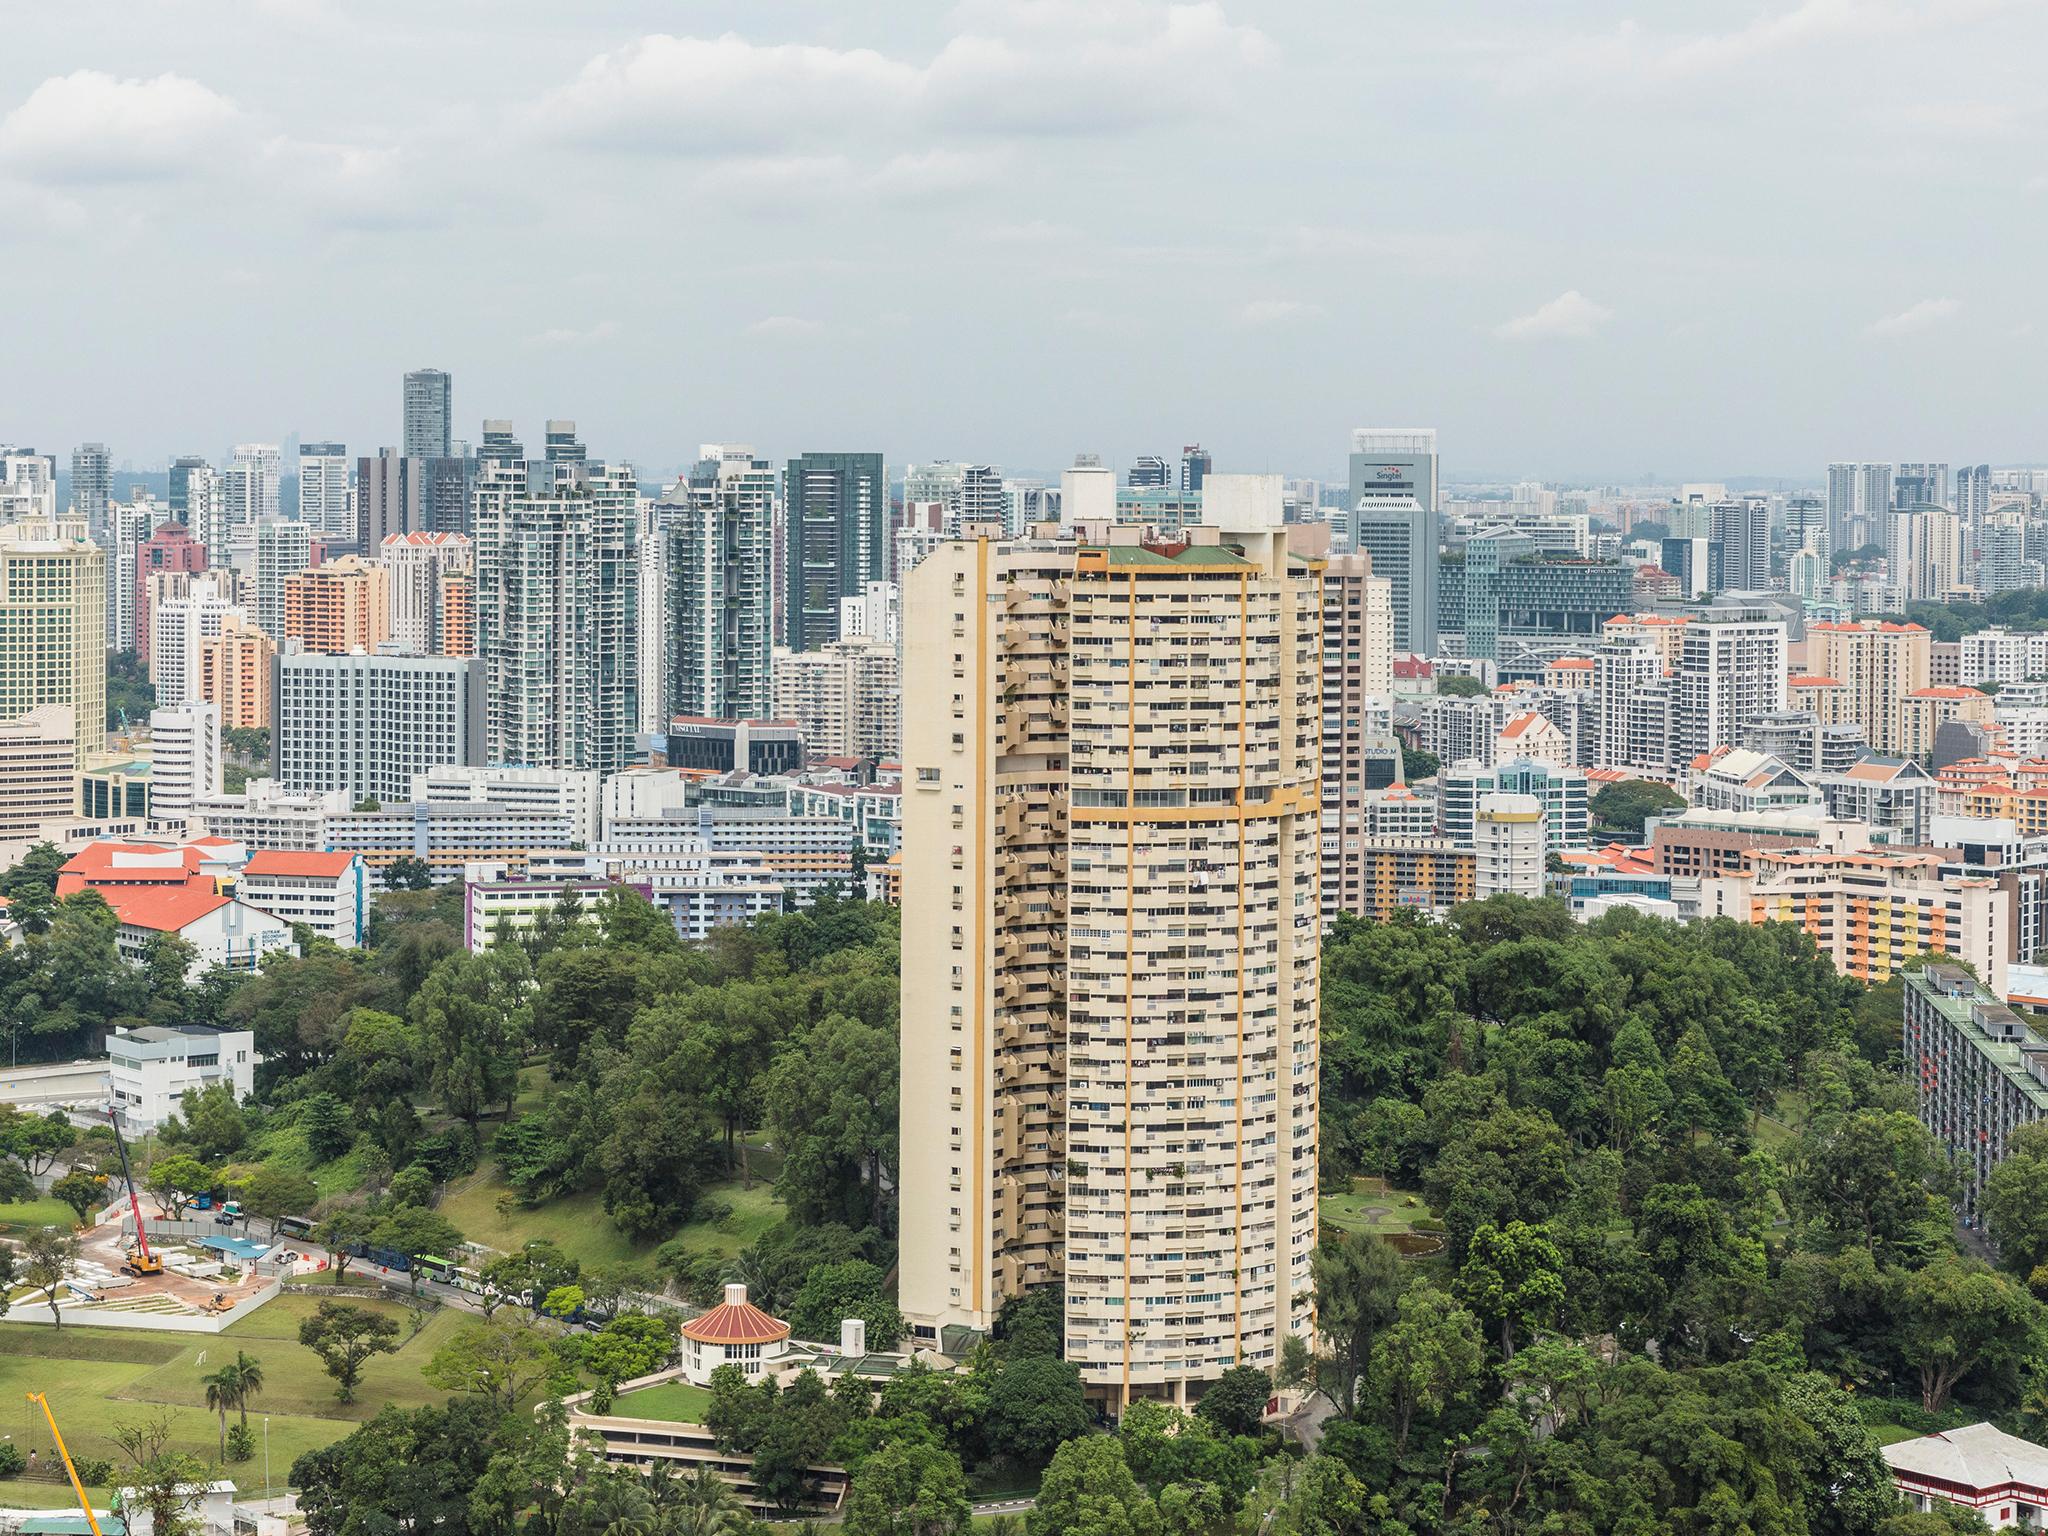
xmin=106 ymin=1105 xmax=163 ymax=1277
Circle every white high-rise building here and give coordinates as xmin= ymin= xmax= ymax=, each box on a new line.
xmin=0 ymin=449 xmax=57 ymax=520
xmin=1676 ymin=612 xmax=1788 ymax=761
xmin=838 ymin=581 xmax=901 ymax=645
xmin=148 ymin=702 xmax=222 ymax=831
xmin=1826 ymin=461 xmax=1892 ymax=555
xmin=380 ymin=531 xmax=474 ymax=654
xmin=274 ymin=642 xmax=487 ymax=805
xmin=473 ymin=427 xmax=639 ymax=773
xmin=222 ymin=445 xmax=282 ymax=568
xmin=254 ymin=519 xmax=315 ymax=642
xmin=105 ymin=497 xmax=160 ymax=653
xmin=150 ymin=577 xmax=246 ymax=708
xmin=297 ymin=442 xmax=353 ymax=543
xmin=183 ymin=462 xmax=224 ymax=556
xmin=1473 ymin=792 xmax=1545 ymax=898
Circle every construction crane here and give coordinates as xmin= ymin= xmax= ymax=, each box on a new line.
xmin=106 ymin=1103 xmax=163 ymax=1277
xmin=26 ymin=1392 xmax=105 ymax=1536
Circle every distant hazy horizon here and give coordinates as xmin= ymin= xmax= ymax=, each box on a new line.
xmin=4 ymin=1 xmax=2041 ymax=481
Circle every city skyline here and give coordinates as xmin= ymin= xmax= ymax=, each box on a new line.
xmin=3 ymin=2 xmax=2044 ymax=480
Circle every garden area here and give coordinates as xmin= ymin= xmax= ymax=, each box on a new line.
xmin=1317 ymin=1177 xmax=1445 ymax=1256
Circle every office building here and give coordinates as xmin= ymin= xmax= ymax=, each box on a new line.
xmin=357 ymin=447 xmax=420 ymax=550
xmin=1346 ymin=428 xmax=1438 ymax=652
xmin=198 ymin=616 xmax=276 ymax=730
xmin=70 ymin=442 xmax=111 ymax=539
xmin=297 ymin=442 xmax=353 ymax=542
xmin=0 ymin=518 xmax=105 ymax=767
xmin=381 ymin=531 xmax=474 ymax=655
xmin=1660 ymin=535 xmax=1722 ymax=598
xmin=403 ymin=368 xmax=453 ymax=459
xmin=254 ymin=519 xmax=315 ymax=642
xmin=107 ymin=1023 xmax=260 ymax=1130
xmin=1810 ymin=620 xmax=1931 ymax=756
xmin=784 ymin=452 xmax=886 ymax=653
xmin=167 ymin=455 xmax=210 ymax=522
xmin=283 ymin=553 xmax=387 ymax=653
xmin=1440 ymin=542 xmax=1631 ymax=657
xmin=647 ymin=717 xmax=805 ymax=776
xmin=899 ymin=479 xmax=1321 ymax=1405
xmin=772 ymin=639 xmax=901 ymax=761
xmin=134 ymin=522 xmax=206 ymax=664
xmin=474 ymin=428 xmax=640 ymax=773
xmin=1180 ymin=445 xmax=1212 ymax=496
xmin=0 ymin=705 xmax=78 ymax=841
xmin=147 ymin=702 xmax=222 ymax=830
xmin=273 ymin=642 xmax=486 ymax=805
xmin=659 ymin=449 xmax=773 ymax=724
xmin=1127 ymin=454 xmax=1168 ymax=488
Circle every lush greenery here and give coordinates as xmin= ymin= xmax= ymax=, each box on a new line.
xmin=1589 ymin=778 xmax=1687 ymax=840
xmin=107 ymin=648 xmax=155 ymax=731
xmin=1288 ymin=898 xmax=2032 ymax=1534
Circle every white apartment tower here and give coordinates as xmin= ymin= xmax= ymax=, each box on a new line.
xmin=105 ymin=497 xmax=159 ymax=652
xmin=297 ymin=443 xmax=354 ymax=543
xmin=222 ymin=444 xmax=283 ymax=557
xmin=1675 ymin=613 xmax=1788 ymax=762
xmin=474 ymin=433 xmax=639 ymax=774
xmin=381 ymin=532 xmax=474 ymax=654
xmin=900 ymin=477 xmax=1323 ymax=1408
xmin=150 ymin=577 xmax=246 ymax=708
xmin=254 ymin=519 xmax=315 ymax=642
xmin=148 ymin=702 xmax=222 ymax=830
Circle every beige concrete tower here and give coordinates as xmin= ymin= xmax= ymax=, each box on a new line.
xmin=900 ymin=475 xmax=1323 ymax=1409
xmin=0 ymin=519 xmax=106 ymax=768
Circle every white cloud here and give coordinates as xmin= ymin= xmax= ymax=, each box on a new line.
xmin=536 ymin=34 xmax=918 ymax=152
xmin=0 ymin=71 xmax=242 ymax=183
xmin=1867 ymin=297 xmax=1961 ymax=336
xmin=747 ymin=315 xmax=824 ymax=337
xmin=1495 ymin=290 xmax=1613 ymax=341
xmin=1237 ymin=298 xmax=1322 ymax=326
xmin=524 ymin=319 xmax=621 ymax=347
xmin=536 ymin=5 xmax=1274 ymax=154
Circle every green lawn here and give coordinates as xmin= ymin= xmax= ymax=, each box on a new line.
xmin=1866 ymin=1422 xmax=1921 ymax=1447
xmin=1319 ymin=1180 xmax=1437 ymax=1237
xmin=611 ymin=1381 xmax=713 ymax=1423
xmin=0 ymin=1290 xmax=465 ymax=1502
xmin=0 ymin=1197 xmax=77 ymax=1233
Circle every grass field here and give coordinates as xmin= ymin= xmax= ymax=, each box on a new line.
xmin=0 ymin=1197 xmax=76 ymax=1233
xmin=0 ymin=1290 xmax=464 ymax=1505
xmin=611 ymin=1380 xmax=714 ymax=1423
xmin=1319 ymin=1179 xmax=1438 ymax=1237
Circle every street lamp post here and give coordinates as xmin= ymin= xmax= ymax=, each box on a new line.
xmin=263 ymin=1416 xmax=270 ymax=1494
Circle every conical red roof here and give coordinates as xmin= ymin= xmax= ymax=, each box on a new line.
xmin=684 ymin=1285 xmax=791 ymax=1346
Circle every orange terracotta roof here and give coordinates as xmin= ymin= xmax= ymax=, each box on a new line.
xmin=1909 ymin=686 xmax=1987 ymax=700
xmin=103 ymin=885 xmax=233 ymax=933
xmin=1788 ymin=675 xmax=1843 ymax=688
xmin=683 ymin=1299 xmax=791 ymax=1346
xmin=242 ymin=850 xmax=359 ymax=878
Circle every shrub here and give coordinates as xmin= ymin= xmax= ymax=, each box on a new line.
xmin=0 ymin=1443 xmax=22 ymax=1477
xmin=226 ymin=1422 xmax=256 ymax=1463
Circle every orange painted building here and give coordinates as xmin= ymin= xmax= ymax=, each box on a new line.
xmin=200 ymin=616 xmax=276 ymax=729
xmin=284 ymin=555 xmax=389 ymax=654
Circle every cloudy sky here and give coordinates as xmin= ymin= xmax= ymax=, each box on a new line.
xmin=1 ymin=0 xmax=2040 ymax=484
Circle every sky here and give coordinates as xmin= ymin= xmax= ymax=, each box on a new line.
xmin=1 ymin=0 xmax=2043 ymax=485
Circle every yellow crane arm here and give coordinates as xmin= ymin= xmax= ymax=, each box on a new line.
xmin=26 ymin=1391 xmax=104 ymax=1536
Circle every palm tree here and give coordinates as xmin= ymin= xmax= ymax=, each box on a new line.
xmin=668 ymin=1467 xmax=748 ymax=1536
xmin=201 ymin=1366 xmax=238 ymax=1460
xmin=231 ymin=1351 xmax=265 ymax=1427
